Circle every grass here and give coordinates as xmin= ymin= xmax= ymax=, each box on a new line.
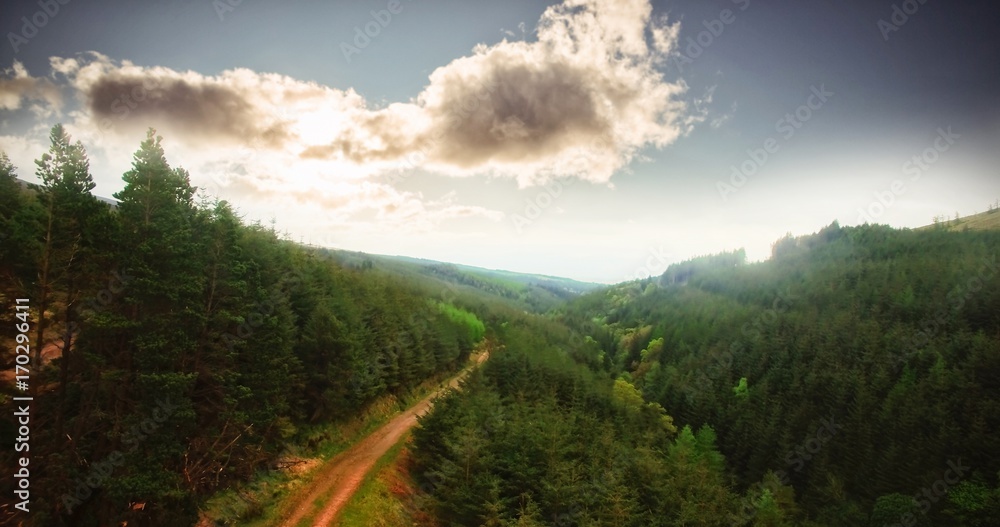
xmin=919 ymin=207 xmax=1000 ymax=232
xmin=197 ymin=367 xmax=462 ymax=527
xmin=336 ymin=435 xmax=416 ymax=527
xmin=198 ymin=396 xmax=401 ymax=527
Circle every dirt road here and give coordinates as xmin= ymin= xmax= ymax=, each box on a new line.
xmin=279 ymin=351 xmax=488 ymax=527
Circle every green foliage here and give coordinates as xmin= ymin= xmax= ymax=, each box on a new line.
xmin=733 ymin=377 xmax=748 ymax=399
xmin=943 ymin=479 xmax=1000 ymax=526
xmin=611 ymin=378 xmax=646 ymax=411
xmin=0 ymin=128 xmax=493 ymax=527
xmin=0 ymin=153 xmax=43 ymax=297
xmin=433 ymin=300 xmax=487 ymax=346
xmin=660 ymin=248 xmax=746 ymax=286
xmin=327 ymin=252 xmax=601 ymax=314
xmin=740 ymin=471 xmax=800 ymax=527
xmin=411 ymin=316 xmax=733 ymax=526
xmin=869 ymin=493 xmax=929 ymax=527
xmin=561 ymin=221 xmax=1000 ymax=526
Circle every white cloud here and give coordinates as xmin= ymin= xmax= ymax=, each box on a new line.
xmin=0 ymin=61 xmax=63 ymax=115
xmin=305 ymin=0 xmax=689 ymax=186
xmin=0 ymin=132 xmax=47 ymax=180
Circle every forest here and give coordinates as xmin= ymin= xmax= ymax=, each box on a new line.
xmin=0 ymin=126 xmax=486 ymax=525
xmin=412 ymin=221 xmax=1000 ymax=526
xmin=1 ymin=125 xmax=999 ymax=526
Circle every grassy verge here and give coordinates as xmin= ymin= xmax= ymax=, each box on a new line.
xmin=336 ymin=435 xmax=415 ymax=527
xmin=197 ymin=363 xmax=464 ymax=526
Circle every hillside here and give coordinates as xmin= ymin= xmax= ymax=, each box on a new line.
xmin=549 ymin=222 xmax=1000 ymax=525
xmin=321 ymin=249 xmax=603 ymax=313
xmin=919 ymin=206 xmax=1000 ymax=232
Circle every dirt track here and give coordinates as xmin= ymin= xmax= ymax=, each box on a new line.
xmin=278 ymin=351 xmax=488 ymax=527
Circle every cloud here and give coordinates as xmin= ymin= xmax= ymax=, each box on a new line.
xmin=219 ymin=174 xmax=503 ymax=236
xmin=2 ymin=0 xmax=687 ymax=240
xmin=307 ymin=0 xmax=690 ymax=185
xmin=0 ymin=61 xmax=63 ymax=116
xmin=62 ymin=53 xmax=349 ymax=149
xmin=0 ymin=133 xmax=47 ymax=178
xmin=53 ymin=0 xmax=689 ymax=187
xmin=0 ymin=54 xmax=501 ymax=238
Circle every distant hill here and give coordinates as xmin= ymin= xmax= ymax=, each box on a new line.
xmin=16 ymin=176 xmax=119 ymax=208
xmin=386 ymin=254 xmax=600 ymax=295
xmin=316 ymin=248 xmax=603 ymax=313
xmin=919 ymin=206 xmax=1000 ymax=232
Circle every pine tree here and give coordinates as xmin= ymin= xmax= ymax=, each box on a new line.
xmin=298 ymin=301 xmax=357 ymax=421
xmin=32 ymin=125 xmax=102 ymax=367
xmin=31 ymin=126 xmax=112 ymax=454
xmin=0 ymin=152 xmax=42 ymax=309
xmin=78 ymin=129 xmax=204 ymax=524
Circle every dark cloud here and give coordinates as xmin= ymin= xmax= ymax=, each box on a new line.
xmin=427 ymin=61 xmax=607 ymax=166
xmin=84 ymin=74 xmax=292 ymax=148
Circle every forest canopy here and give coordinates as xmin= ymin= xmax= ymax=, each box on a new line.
xmin=0 ymin=126 xmax=485 ymax=525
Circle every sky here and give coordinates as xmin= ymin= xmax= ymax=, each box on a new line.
xmin=1 ymin=0 xmax=998 ymax=283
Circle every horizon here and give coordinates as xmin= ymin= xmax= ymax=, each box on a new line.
xmin=2 ymin=0 xmax=998 ymax=284
xmin=14 ymin=168 xmax=982 ymax=287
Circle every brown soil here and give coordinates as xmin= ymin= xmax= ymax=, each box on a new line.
xmin=278 ymin=351 xmax=488 ymax=527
